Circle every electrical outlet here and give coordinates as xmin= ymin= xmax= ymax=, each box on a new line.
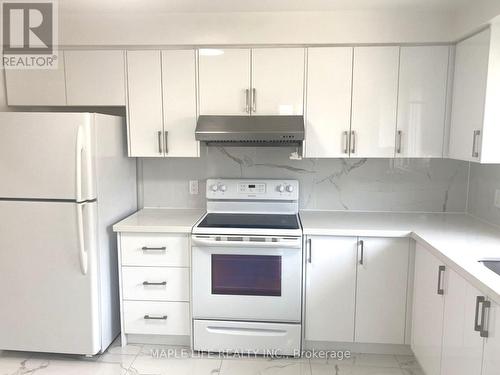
xmin=189 ymin=180 xmax=199 ymax=195
xmin=495 ymin=189 xmax=500 ymax=208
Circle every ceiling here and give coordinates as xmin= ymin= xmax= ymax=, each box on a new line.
xmin=59 ymin=0 xmax=471 ymax=14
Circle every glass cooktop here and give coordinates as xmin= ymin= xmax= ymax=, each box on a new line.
xmin=197 ymin=213 xmax=300 ymax=230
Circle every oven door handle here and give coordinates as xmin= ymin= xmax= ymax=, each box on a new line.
xmin=191 ymin=236 xmax=302 ymax=249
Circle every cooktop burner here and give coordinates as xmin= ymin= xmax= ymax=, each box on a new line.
xmin=197 ymin=213 xmax=300 ymax=230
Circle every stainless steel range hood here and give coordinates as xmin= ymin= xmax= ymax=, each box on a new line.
xmin=195 ymin=115 xmax=305 ymax=146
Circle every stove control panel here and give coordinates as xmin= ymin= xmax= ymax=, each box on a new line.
xmin=206 ymin=179 xmax=299 ymax=200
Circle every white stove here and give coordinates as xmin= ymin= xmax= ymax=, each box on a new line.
xmin=191 ymin=179 xmax=303 ymax=356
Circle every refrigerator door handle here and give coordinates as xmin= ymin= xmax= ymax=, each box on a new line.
xmin=76 ymin=202 xmax=88 ymax=275
xmin=75 ymin=125 xmax=84 ymax=203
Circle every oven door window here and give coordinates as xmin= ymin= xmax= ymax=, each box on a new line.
xmin=211 ymin=254 xmax=282 ymax=296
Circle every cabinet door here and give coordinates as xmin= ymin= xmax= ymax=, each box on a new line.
xmin=305 ymin=236 xmax=357 ymax=343
xmin=411 ymin=243 xmax=445 ymax=375
xmin=355 ymin=237 xmax=409 ymax=344
xmin=449 ymin=29 xmax=490 ymax=162
xmin=126 ymin=50 xmax=164 ymax=157
xmin=5 ymin=51 xmax=66 ymax=106
xmin=251 ymin=48 xmax=305 ymax=115
xmin=441 ymin=269 xmax=484 ymax=375
xmin=482 ymin=299 xmax=500 ymax=375
xmin=198 ymin=49 xmax=250 ymax=115
xmin=305 ymin=47 xmax=353 ymax=158
xmin=397 ymin=46 xmax=449 ymax=158
xmin=65 ymin=50 xmax=126 ymax=106
xmin=351 ymin=47 xmax=399 ymax=157
xmin=161 ymin=50 xmax=199 ymax=157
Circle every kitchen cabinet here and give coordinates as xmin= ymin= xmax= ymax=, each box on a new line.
xmin=251 ymin=48 xmax=305 ymax=115
xmin=198 ymin=47 xmax=304 ymax=116
xmin=64 ymin=50 xmax=126 ymax=106
xmin=161 ymin=50 xmax=199 ymax=157
xmin=411 ymin=243 xmax=446 ymax=375
xmin=305 ymin=47 xmax=353 ymax=158
xmin=126 ymin=50 xmax=199 ymax=157
xmin=396 ymin=46 xmax=450 ymax=158
xmin=5 ymin=50 xmax=67 ymax=106
xmin=126 ymin=50 xmax=164 ymax=157
xmin=351 ymin=46 xmax=399 ymax=158
xmin=355 ymin=237 xmax=410 ymax=344
xmin=441 ymin=268 xmax=484 ymax=375
xmin=305 ymin=236 xmax=357 ymax=343
xmin=198 ymin=49 xmax=251 ymax=115
xmin=482 ymin=299 xmax=500 ymax=375
xmin=449 ymin=26 xmax=500 ymax=164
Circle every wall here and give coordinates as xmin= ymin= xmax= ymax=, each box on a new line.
xmin=141 ymin=146 xmax=469 ymax=213
xmin=468 ymin=164 xmax=500 ymax=226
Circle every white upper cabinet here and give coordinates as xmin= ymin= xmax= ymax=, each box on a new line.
xmin=412 ymin=243 xmax=446 ymax=375
xmin=441 ymin=268 xmax=484 ymax=375
xmin=5 ymin=50 xmax=67 ymax=106
xmin=355 ymin=237 xmax=410 ymax=344
xmin=161 ymin=50 xmax=199 ymax=157
xmin=251 ymin=48 xmax=305 ymax=115
xmin=351 ymin=47 xmax=399 ymax=158
xmin=198 ymin=49 xmax=251 ymax=115
xmin=396 ymin=46 xmax=450 ymax=158
xmin=126 ymin=50 xmax=164 ymax=157
xmin=65 ymin=50 xmax=126 ymax=106
xmin=305 ymin=47 xmax=353 ymax=158
xmin=449 ymin=29 xmax=491 ymax=162
xmin=305 ymin=236 xmax=357 ymax=343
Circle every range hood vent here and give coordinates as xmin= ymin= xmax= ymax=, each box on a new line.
xmin=195 ymin=115 xmax=305 ymax=147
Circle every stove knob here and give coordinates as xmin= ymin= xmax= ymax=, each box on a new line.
xmin=277 ymin=185 xmax=285 ymax=193
xmin=219 ymin=184 xmax=227 ymax=192
xmin=210 ymin=184 xmax=219 ymax=192
xmin=286 ymin=185 xmax=294 ymax=193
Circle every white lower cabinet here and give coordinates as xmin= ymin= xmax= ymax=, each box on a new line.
xmin=117 ymin=232 xmax=191 ymax=344
xmin=305 ymin=236 xmax=357 ymax=342
xmin=305 ymin=236 xmax=409 ymax=345
xmin=355 ymin=237 xmax=410 ymax=344
xmin=412 ymin=243 xmax=446 ymax=375
xmin=441 ymin=268 xmax=484 ymax=375
xmin=482 ymin=299 xmax=500 ymax=375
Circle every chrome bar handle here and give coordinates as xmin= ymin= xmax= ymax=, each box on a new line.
xmin=245 ymin=89 xmax=250 ymax=113
xmin=343 ymin=131 xmax=349 ymax=154
xmin=252 ymin=88 xmax=257 ymax=113
xmin=475 ymin=296 xmax=485 ymax=332
xmin=142 ymin=246 xmax=167 ymax=252
xmin=358 ymin=240 xmax=364 ymax=265
xmin=307 ymin=238 xmax=312 ymax=263
xmin=144 ymin=315 xmax=168 ymax=320
xmin=480 ymin=300 xmax=491 ymax=338
xmin=164 ymin=131 xmax=169 ymax=155
xmin=143 ymin=281 xmax=167 ymax=286
xmin=157 ymin=131 xmax=163 ymax=154
xmin=437 ymin=265 xmax=445 ymax=295
xmin=396 ymin=130 xmax=403 ymax=154
xmin=350 ymin=130 xmax=356 ymax=154
xmin=472 ymin=130 xmax=480 ymax=158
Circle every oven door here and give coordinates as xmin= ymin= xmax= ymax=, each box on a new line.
xmin=192 ymin=235 xmax=302 ymax=323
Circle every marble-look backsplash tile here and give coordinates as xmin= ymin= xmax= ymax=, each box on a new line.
xmin=141 ymin=146 xmax=469 ymax=213
xmin=468 ymin=163 xmax=500 ymax=226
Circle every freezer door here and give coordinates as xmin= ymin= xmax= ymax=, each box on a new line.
xmin=0 ymin=200 xmax=101 ymax=355
xmin=0 ymin=112 xmax=95 ymax=201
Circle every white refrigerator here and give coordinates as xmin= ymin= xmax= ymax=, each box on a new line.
xmin=0 ymin=112 xmax=137 ymax=355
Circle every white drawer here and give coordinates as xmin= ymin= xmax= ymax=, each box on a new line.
xmin=120 ymin=233 xmax=189 ymax=267
xmin=123 ymin=301 xmax=190 ymax=336
xmin=122 ymin=267 xmax=189 ymax=302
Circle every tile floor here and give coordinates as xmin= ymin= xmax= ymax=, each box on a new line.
xmin=0 ymin=338 xmax=425 ymax=375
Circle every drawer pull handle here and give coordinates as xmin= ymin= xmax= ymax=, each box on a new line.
xmin=144 ymin=314 xmax=168 ymax=320
xmin=141 ymin=246 xmax=167 ymax=252
xmin=142 ymin=281 xmax=167 ymax=286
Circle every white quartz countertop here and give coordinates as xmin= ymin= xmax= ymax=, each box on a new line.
xmin=113 ymin=208 xmax=205 ymax=234
xmin=300 ymin=210 xmax=500 ymax=305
